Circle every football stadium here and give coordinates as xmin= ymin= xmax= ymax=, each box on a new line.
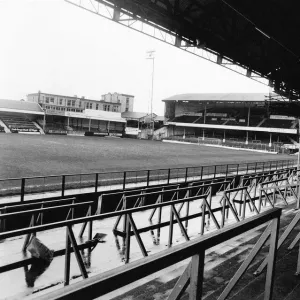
xmin=1 ymin=1 xmax=300 ymax=300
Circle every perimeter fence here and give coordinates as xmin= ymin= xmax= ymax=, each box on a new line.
xmin=164 ymin=136 xmax=290 ymax=153
xmin=0 ymin=159 xmax=296 ymax=202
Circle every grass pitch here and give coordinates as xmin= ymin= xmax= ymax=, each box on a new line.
xmin=0 ymin=133 xmax=294 ymax=179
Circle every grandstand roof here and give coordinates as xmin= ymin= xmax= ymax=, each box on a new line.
xmin=121 ymin=112 xmax=165 ymax=121
xmin=0 ymin=99 xmax=44 ymax=115
xmin=163 ymin=93 xmax=267 ymax=102
xmin=121 ymin=112 xmax=149 ymax=120
xmin=104 ymin=0 xmax=300 ymax=100
xmin=85 ymin=109 xmax=126 ymax=123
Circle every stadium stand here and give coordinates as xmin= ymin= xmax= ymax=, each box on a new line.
xmin=262 ymin=119 xmax=294 ymax=128
xmin=171 ymin=115 xmax=199 ymax=123
xmin=163 ymin=93 xmax=298 ymax=152
xmin=0 ymin=114 xmax=40 ymax=133
xmin=0 ymin=99 xmax=45 ymax=134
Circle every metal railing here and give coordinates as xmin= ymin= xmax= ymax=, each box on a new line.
xmin=0 ymin=159 xmax=295 ymax=203
xmin=0 ymin=171 xmax=296 ymax=279
xmin=36 ymin=208 xmax=282 ymax=300
xmin=164 ymin=136 xmax=291 ymax=153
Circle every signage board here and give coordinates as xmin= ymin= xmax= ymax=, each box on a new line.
xmin=206 ymin=113 xmax=227 ymax=117
xmin=270 ymin=115 xmax=296 ymax=120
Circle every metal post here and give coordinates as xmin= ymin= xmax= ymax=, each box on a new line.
xmin=20 ymin=178 xmax=25 ymax=202
xmin=185 ymin=167 xmax=188 ymax=183
xmin=95 ymin=173 xmax=98 ymax=192
xmin=43 ymin=113 xmax=46 ymax=132
xmin=123 ymin=172 xmax=126 ymax=190
xmin=189 ymin=251 xmax=205 ymax=300
xmin=167 ymin=168 xmax=171 ymax=185
xmin=264 ymin=218 xmax=279 ymax=300
xmin=64 ymin=228 xmax=71 ymax=286
xmin=147 ymin=170 xmax=150 ymax=186
xmin=125 ymin=214 xmax=131 ymax=263
xmin=297 ymin=119 xmax=300 ymax=200
xmin=62 ymin=175 xmax=65 ymax=197
xmin=214 ymin=165 xmax=217 ymax=179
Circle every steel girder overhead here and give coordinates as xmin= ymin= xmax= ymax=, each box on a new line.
xmin=66 ymin=0 xmax=300 ymax=101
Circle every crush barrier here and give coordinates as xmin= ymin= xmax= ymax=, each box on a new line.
xmin=1 ymin=169 xmax=299 ymax=289
xmin=36 ymin=208 xmax=282 ymax=300
xmin=0 ymin=159 xmax=295 ymax=202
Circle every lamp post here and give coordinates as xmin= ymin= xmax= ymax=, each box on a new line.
xmin=146 ymin=50 xmax=155 ymax=138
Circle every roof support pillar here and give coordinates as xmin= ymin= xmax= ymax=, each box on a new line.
xmin=113 ymin=6 xmax=121 ymax=21
xmin=175 ymin=36 xmax=181 ymax=47
xmin=217 ymin=55 xmax=223 ymax=65
xmin=247 ymin=106 xmax=251 ymax=126
xmin=246 ymin=69 xmax=252 ymax=78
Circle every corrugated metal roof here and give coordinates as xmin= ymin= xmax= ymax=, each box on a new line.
xmin=121 ymin=112 xmax=148 ymax=119
xmin=0 ymin=99 xmax=44 ymax=113
xmin=162 ymin=93 xmax=268 ymax=102
xmin=121 ymin=112 xmax=164 ymax=120
xmin=85 ymin=109 xmax=126 ymax=123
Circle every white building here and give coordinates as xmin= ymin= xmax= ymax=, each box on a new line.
xmin=101 ymin=92 xmax=134 ymax=112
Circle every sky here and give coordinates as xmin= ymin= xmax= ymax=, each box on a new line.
xmin=0 ymin=0 xmax=269 ymax=115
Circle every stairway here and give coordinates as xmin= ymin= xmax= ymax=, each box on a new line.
xmin=257 ymin=118 xmax=267 ymax=127
xmin=33 ymin=121 xmax=45 ymax=134
xmin=0 ymin=118 xmax=11 ymax=133
xmin=288 ymin=136 xmax=299 ymax=146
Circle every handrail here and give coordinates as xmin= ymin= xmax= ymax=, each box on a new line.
xmin=0 ymin=159 xmax=295 ymax=203
xmin=0 ymin=201 xmax=93 ymax=220
xmin=0 ymin=159 xmax=293 ymax=181
xmin=0 ymin=194 xmax=209 ymax=240
xmin=123 ymin=180 xmax=230 ymax=199
xmin=36 ymin=208 xmax=282 ymax=300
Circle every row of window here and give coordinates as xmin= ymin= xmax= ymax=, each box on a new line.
xmin=44 ymin=105 xmax=83 ymax=113
xmin=44 ymin=97 xmax=79 ymax=107
xmin=40 ymin=96 xmax=122 ymax=112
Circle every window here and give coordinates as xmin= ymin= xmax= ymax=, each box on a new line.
xmin=86 ymin=103 xmax=89 ymax=109
xmin=125 ymin=108 xmax=129 ymax=112
xmin=72 ymin=100 xmax=75 ymax=107
xmin=67 ymin=100 xmax=71 ymax=106
xmin=89 ymin=103 xmax=92 ymax=109
xmin=50 ymin=98 xmax=54 ymax=103
xmin=113 ymin=106 xmax=118 ymax=112
xmin=107 ymin=105 xmax=110 ymax=111
xmin=126 ymin=97 xmax=129 ymax=104
xmin=96 ymin=104 xmax=99 ymax=110
xmin=79 ymin=101 xmax=81 ymax=107
xmin=45 ymin=97 xmax=49 ymax=104
xmin=104 ymin=105 xmax=107 ymax=111
xmin=59 ymin=99 xmax=63 ymax=105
